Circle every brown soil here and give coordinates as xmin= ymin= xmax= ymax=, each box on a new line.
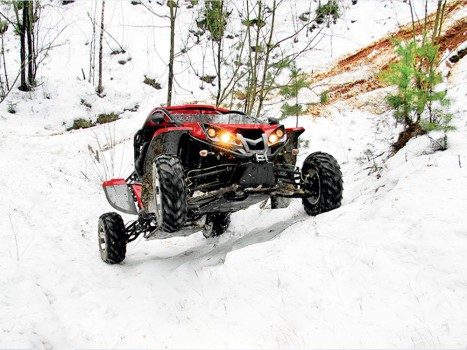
xmin=393 ymin=123 xmax=427 ymax=152
xmin=309 ymin=0 xmax=467 ymax=111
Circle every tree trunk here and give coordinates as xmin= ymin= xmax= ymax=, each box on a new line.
xmin=97 ymin=0 xmax=105 ymax=96
xmin=256 ymin=0 xmax=276 ymax=118
xmin=247 ymin=0 xmax=262 ymax=116
xmin=19 ymin=3 xmax=28 ymax=91
xmin=1 ymin=33 xmax=10 ymax=91
xmin=243 ymin=0 xmax=253 ymax=114
xmin=25 ymin=1 xmax=35 ymax=86
xmin=215 ymin=0 xmax=224 ymax=106
xmin=215 ymin=39 xmax=222 ymax=106
xmin=167 ymin=2 xmax=176 ymax=106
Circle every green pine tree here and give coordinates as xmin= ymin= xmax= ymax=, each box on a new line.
xmin=379 ymin=0 xmax=453 ymax=151
xmin=280 ymin=65 xmax=310 ymax=123
xmin=379 ymin=34 xmax=453 ymax=149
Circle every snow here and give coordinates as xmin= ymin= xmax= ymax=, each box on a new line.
xmin=1 ymin=0 xmax=467 ymax=349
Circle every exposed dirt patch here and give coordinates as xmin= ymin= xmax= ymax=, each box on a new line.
xmin=327 ymin=77 xmax=386 ymax=102
xmin=394 ymin=123 xmax=427 ymax=152
xmin=309 ymin=0 xmax=467 ymax=113
xmin=438 ymin=17 xmax=467 ymax=52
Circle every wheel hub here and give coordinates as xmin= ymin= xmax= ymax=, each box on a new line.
xmin=152 ymin=165 xmax=163 ymax=224
xmin=98 ymin=224 xmax=106 ymax=257
xmin=303 ymin=167 xmax=321 ymax=205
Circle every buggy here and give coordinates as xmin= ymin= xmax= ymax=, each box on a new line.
xmin=98 ymin=105 xmax=343 ymax=263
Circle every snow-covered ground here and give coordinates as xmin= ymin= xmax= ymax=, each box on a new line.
xmin=1 ymin=0 xmax=467 ymax=349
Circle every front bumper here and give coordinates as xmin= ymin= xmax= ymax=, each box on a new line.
xmin=235 ymin=162 xmax=275 ymax=188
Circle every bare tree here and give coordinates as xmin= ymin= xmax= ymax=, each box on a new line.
xmin=183 ymin=0 xmax=249 ymax=107
xmin=87 ymin=0 xmax=98 ymax=85
xmin=25 ymin=1 xmax=35 ymax=86
xmin=141 ymin=0 xmax=179 ymax=106
xmin=0 ymin=1 xmax=67 ymax=102
xmin=0 ymin=19 xmax=9 ymax=97
xmin=0 ymin=1 xmax=38 ymax=92
xmin=237 ymin=0 xmax=323 ymax=117
xmin=96 ymin=0 xmax=105 ymax=96
xmin=166 ymin=0 xmax=179 ymax=106
xmin=202 ymin=0 xmax=227 ymax=105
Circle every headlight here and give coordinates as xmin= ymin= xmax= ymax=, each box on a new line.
xmin=268 ymin=133 xmax=279 ymax=144
xmin=205 ymin=125 xmax=241 ymax=147
xmin=268 ymin=127 xmax=286 ymax=145
xmin=220 ymin=132 xmax=232 ymax=144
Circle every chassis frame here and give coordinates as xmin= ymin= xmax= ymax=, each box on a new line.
xmin=111 ymin=161 xmax=317 ymax=242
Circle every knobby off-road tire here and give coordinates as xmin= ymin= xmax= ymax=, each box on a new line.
xmin=302 ymin=152 xmax=343 ymax=216
xmin=203 ymin=213 xmax=231 ymax=238
xmin=98 ymin=212 xmax=127 ymax=264
xmin=150 ymin=155 xmax=187 ymax=233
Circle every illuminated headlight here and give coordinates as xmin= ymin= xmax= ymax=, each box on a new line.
xmin=268 ymin=133 xmax=279 ymax=144
xmin=268 ymin=127 xmax=286 ymax=145
xmin=205 ymin=125 xmax=241 ymax=147
xmin=220 ymin=132 xmax=232 ymax=144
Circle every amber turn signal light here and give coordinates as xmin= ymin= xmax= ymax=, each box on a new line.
xmin=207 ymin=128 xmax=217 ymax=138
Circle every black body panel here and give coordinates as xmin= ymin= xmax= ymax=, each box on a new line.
xmin=188 ymin=192 xmax=270 ymax=215
xmin=236 ymin=162 xmax=275 ymax=187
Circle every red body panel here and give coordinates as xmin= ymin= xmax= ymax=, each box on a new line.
xmin=102 ymin=178 xmax=126 ymax=187
xmin=182 ymin=123 xmax=207 ymax=140
xmin=199 ymin=123 xmax=277 ymax=133
xmin=286 ymin=127 xmax=305 ymax=132
xmin=147 ymin=104 xmax=283 ymax=142
xmin=132 ymin=184 xmax=143 ymax=208
xmin=153 ymin=127 xmax=194 ymax=138
xmin=178 ymin=122 xmax=278 ymax=141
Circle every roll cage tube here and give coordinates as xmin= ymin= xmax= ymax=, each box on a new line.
xmin=147 ymin=106 xmax=262 ymax=126
xmin=220 ymin=110 xmax=264 ymax=124
xmin=152 ymin=107 xmax=183 ymax=127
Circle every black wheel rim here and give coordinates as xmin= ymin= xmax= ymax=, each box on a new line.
xmin=98 ymin=221 xmax=107 ymax=259
xmin=304 ymin=167 xmax=321 ymax=205
xmin=152 ymin=165 xmax=163 ymax=224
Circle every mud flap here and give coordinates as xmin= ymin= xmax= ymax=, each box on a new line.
xmin=102 ymin=179 xmax=138 ymax=215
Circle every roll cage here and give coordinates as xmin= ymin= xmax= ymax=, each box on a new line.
xmin=142 ymin=105 xmax=261 ymax=127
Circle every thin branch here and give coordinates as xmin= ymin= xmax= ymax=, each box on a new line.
xmin=8 ymin=213 xmax=19 ymax=261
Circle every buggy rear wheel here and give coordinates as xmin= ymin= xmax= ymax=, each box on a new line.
xmin=301 ymin=152 xmax=343 ymax=216
xmin=203 ymin=213 xmax=231 ymax=238
xmin=98 ymin=212 xmax=127 ymax=264
xmin=270 ymin=196 xmax=291 ymax=209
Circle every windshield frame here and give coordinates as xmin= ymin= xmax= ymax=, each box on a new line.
xmin=169 ymin=110 xmax=264 ymax=125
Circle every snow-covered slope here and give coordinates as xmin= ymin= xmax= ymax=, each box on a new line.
xmin=1 ymin=1 xmax=467 ymax=349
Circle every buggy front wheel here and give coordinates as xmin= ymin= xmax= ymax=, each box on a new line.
xmin=151 ymin=155 xmax=187 ymax=233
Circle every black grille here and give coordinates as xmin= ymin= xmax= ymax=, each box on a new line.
xmin=238 ymin=129 xmax=263 ymax=140
xmin=238 ymin=129 xmax=265 ymax=150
